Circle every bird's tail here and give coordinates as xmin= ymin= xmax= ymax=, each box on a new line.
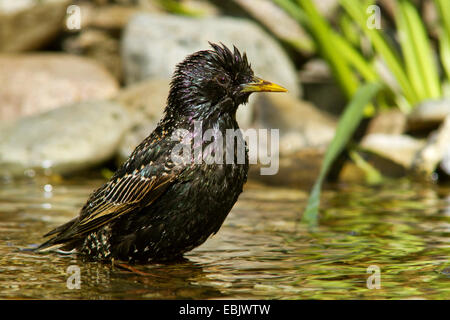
xmin=34 ymin=218 xmax=79 ymax=252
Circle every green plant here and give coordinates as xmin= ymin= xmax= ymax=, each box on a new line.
xmin=302 ymin=82 xmax=382 ymax=227
xmin=274 ymin=0 xmax=450 ymax=226
xmin=277 ymin=0 xmax=450 ymax=109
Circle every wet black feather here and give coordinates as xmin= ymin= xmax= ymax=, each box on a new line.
xmin=37 ymin=43 xmax=255 ymax=262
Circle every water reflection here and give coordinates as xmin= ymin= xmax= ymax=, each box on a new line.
xmin=0 ymin=177 xmax=448 ymax=299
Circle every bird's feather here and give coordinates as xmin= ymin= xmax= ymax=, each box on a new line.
xmin=37 ymin=131 xmax=182 ymax=250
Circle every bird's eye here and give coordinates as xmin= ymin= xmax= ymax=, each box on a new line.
xmin=217 ymin=76 xmax=229 ymax=85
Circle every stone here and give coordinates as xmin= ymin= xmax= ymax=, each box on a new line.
xmin=114 ymin=78 xmax=168 ymax=125
xmin=412 ymin=115 xmax=450 ymax=176
xmin=62 ymin=29 xmax=123 ymax=81
xmin=252 ymin=92 xmax=336 ymax=155
xmin=339 ymin=151 xmax=408 ymax=182
xmin=226 ymin=0 xmax=314 ymax=54
xmin=312 ymin=0 xmax=340 ymax=19
xmin=0 ymin=54 xmax=119 ymax=122
xmin=79 ymin=4 xmax=149 ymax=30
xmin=246 ymin=93 xmax=335 ymax=187
xmin=0 ymin=100 xmax=131 ymax=178
xmin=408 ymin=98 xmax=450 ymax=131
xmin=249 ymin=148 xmax=325 ymax=189
xmin=121 ymin=13 xmax=300 ymax=97
xmin=0 ymin=0 xmax=69 ymax=52
xmin=441 ymin=144 xmax=450 ymax=176
xmin=299 ymin=59 xmax=347 ymax=116
xmin=114 ymin=79 xmax=168 ymax=163
xmin=360 ymin=133 xmax=426 ymax=168
xmin=366 ymin=109 xmax=407 ymax=135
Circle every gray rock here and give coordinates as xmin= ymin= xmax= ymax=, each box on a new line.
xmin=0 ymin=0 xmax=69 ymax=52
xmin=412 ymin=115 xmax=450 ymax=176
xmin=0 ymin=53 xmax=119 ymax=122
xmin=252 ymin=92 xmax=336 ymax=155
xmin=62 ymin=29 xmax=123 ymax=81
xmin=408 ymin=98 xmax=450 ymax=131
xmin=361 ymin=133 xmax=426 ymax=169
xmin=299 ymin=59 xmax=347 ymax=115
xmin=114 ymin=79 xmax=168 ymax=163
xmin=0 ymin=100 xmax=131 ymax=177
xmin=228 ymin=0 xmax=314 ymax=54
xmin=441 ymin=143 xmax=450 ymax=175
xmin=246 ymin=93 xmax=335 ymax=187
xmin=366 ymin=109 xmax=407 ymax=135
xmin=121 ymin=13 xmax=300 ymax=97
xmin=249 ymin=148 xmax=325 ymax=189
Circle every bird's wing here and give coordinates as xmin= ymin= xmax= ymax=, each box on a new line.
xmin=39 ymin=131 xmax=185 ymax=248
xmin=38 ymin=167 xmax=178 ymax=251
xmin=74 ymin=169 xmax=176 ymax=235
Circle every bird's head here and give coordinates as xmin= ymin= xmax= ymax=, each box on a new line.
xmin=166 ymin=42 xmax=287 ymax=121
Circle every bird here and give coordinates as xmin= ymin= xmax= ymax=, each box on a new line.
xmin=36 ymin=42 xmax=287 ymax=263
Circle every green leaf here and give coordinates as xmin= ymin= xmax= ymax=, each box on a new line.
xmin=398 ymin=0 xmax=441 ymax=99
xmin=341 ymin=0 xmax=419 ymax=105
xmin=298 ymin=0 xmax=360 ymax=98
xmin=435 ymin=0 xmax=450 ymax=81
xmin=349 ymin=150 xmax=384 ymax=185
xmin=302 ymin=82 xmax=383 ymax=227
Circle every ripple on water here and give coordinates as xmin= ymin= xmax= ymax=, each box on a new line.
xmin=0 ymin=178 xmax=448 ymax=299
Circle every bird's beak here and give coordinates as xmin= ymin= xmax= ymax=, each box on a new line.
xmin=240 ymin=76 xmax=288 ymax=93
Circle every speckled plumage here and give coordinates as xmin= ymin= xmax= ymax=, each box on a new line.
xmin=37 ymin=43 xmax=286 ymax=263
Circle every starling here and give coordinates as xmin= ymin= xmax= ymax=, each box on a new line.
xmin=37 ymin=43 xmax=287 ymax=263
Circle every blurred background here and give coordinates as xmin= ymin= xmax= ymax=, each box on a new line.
xmin=0 ymin=0 xmax=449 ymax=300
xmin=0 ymin=0 xmax=449 ymax=187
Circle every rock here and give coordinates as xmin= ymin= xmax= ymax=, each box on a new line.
xmin=62 ymin=29 xmax=123 ymax=81
xmin=412 ymin=115 xmax=450 ymax=176
xmin=441 ymin=144 xmax=450 ymax=176
xmin=246 ymin=93 xmax=335 ymax=187
xmin=226 ymin=0 xmax=314 ymax=54
xmin=79 ymin=4 xmax=151 ymax=30
xmin=0 ymin=0 xmax=69 ymax=52
xmin=0 ymin=100 xmax=131 ymax=178
xmin=312 ymin=0 xmax=340 ymax=19
xmin=122 ymin=13 xmax=300 ymax=97
xmin=252 ymin=92 xmax=336 ymax=155
xmin=114 ymin=79 xmax=169 ymax=163
xmin=0 ymin=54 xmax=119 ymax=122
xmin=408 ymin=98 xmax=450 ymax=131
xmin=249 ymin=148 xmax=325 ymax=189
xmin=299 ymin=59 xmax=347 ymax=116
xmin=114 ymin=78 xmax=169 ymax=125
xmin=366 ymin=109 xmax=407 ymax=135
xmin=361 ymin=133 xmax=426 ymax=168
xmin=339 ymin=151 xmax=408 ymax=182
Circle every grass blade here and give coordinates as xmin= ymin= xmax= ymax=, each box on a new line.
xmin=397 ymin=1 xmax=428 ymax=100
xmin=298 ymin=0 xmax=359 ymax=98
xmin=398 ymin=0 xmax=441 ymax=99
xmin=435 ymin=0 xmax=450 ymax=80
xmin=341 ymin=0 xmax=419 ymax=105
xmin=302 ymin=82 xmax=383 ymax=227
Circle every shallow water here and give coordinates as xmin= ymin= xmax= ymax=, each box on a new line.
xmin=0 ymin=176 xmax=448 ymax=299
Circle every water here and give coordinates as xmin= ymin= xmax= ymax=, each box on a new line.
xmin=0 ymin=176 xmax=448 ymax=299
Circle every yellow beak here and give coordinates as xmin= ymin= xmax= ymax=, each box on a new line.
xmin=240 ymin=77 xmax=288 ymax=93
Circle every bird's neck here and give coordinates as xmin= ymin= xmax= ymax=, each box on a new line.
xmin=162 ymin=98 xmax=239 ymax=132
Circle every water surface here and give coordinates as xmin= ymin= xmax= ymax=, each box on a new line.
xmin=0 ymin=177 xmax=448 ymax=299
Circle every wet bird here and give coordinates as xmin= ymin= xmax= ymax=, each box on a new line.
xmin=37 ymin=43 xmax=287 ymax=263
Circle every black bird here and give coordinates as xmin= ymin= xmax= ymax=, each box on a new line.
xmin=37 ymin=43 xmax=287 ymax=263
